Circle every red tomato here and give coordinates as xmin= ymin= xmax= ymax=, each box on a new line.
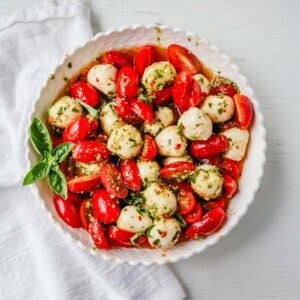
xmin=223 ymin=173 xmax=237 ymax=198
xmin=116 ymin=66 xmax=139 ymax=99
xmin=184 ymin=202 xmax=203 ymax=224
xmin=63 ymin=117 xmax=97 ymax=142
xmin=80 ymin=199 xmax=93 ymax=230
xmin=134 ymin=45 xmax=157 ymax=77
xmin=100 ymin=163 xmax=128 ymax=199
xmin=70 ymin=81 xmax=100 ymax=107
xmin=190 ymin=135 xmax=229 ymax=159
xmin=203 ymin=197 xmax=226 ymax=211
xmin=233 ymin=94 xmax=253 ymax=129
xmin=167 ymin=44 xmax=202 ymax=75
xmin=66 ymin=192 xmax=82 ymax=203
xmin=210 ymin=76 xmax=239 ymax=98
xmin=172 ymin=71 xmax=202 ymax=109
xmin=88 ymin=218 xmax=110 ymax=250
xmin=101 ymin=51 xmax=132 ymax=68
xmin=169 ymin=181 xmax=194 ymax=193
xmin=92 ymin=189 xmax=120 ymax=224
xmin=54 ymin=195 xmax=81 ymax=228
xmin=140 ymin=135 xmax=158 ymax=161
xmin=67 ymin=172 xmax=102 ymax=193
xmin=177 ymin=190 xmax=196 ymax=215
xmin=186 ymin=207 xmax=225 ymax=239
xmin=218 ymin=158 xmax=240 ymax=179
xmin=119 ymin=160 xmax=141 ymax=192
xmin=152 ymin=86 xmax=173 ymax=105
xmin=72 ymin=141 xmax=110 ymax=163
xmin=114 ymin=97 xmax=139 ymax=124
xmin=160 ymin=162 xmax=196 ymax=181
xmin=51 ymin=134 xmax=63 ymax=148
xmin=130 ymin=99 xmax=154 ymax=124
xmin=108 ymin=226 xmax=135 ymax=247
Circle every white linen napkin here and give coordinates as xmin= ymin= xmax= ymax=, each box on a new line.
xmin=0 ymin=1 xmax=186 ymax=299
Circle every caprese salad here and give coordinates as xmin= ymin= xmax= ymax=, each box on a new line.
xmin=24 ymin=44 xmax=253 ymax=251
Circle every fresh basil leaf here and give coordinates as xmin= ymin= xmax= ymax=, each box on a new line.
xmin=48 ymin=166 xmax=67 ymax=199
xmin=52 ymin=142 xmax=73 ymax=163
xmin=77 ymin=99 xmax=99 ymax=119
xmin=23 ymin=157 xmax=51 ymax=185
xmin=29 ymin=117 xmax=53 ymax=155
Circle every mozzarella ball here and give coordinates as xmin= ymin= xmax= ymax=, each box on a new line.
xmin=99 ymin=102 xmax=125 ymax=135
xmin=178 ymin=107 xmax=212 ymax=141
xmin=87 ymin=64 xmax=117 ymax=98
xmin=75 ymin=161 xmax=104 ymax=176
xmin=142 ymin=61 xmax=177 ymax=92
xmin=147 ymin=218 xmax=181 ymax=250
xmin=163 ymin=153 xmax=193 ymax=166
xmin=143 ymin=120 xmax=164 ymax=136
xmin=107 ymin=124 xmax=142 ymax=159
xmin=137 ymin=160 xmax=160 ymax=185
xmin=143 ymin=182 xmax=177 ymax=217
xmin=201 ymin=95 xmax=235 ymax=123
xmin=191 ymin=164 xmax=224 ymax=200
xmin=117 ymin=206 xmax=152 ymax=233
xmin=48 ymin=96 xmax=83 ymax=129
xmin=155 ymin=106 xmax=175 ymax=127
xmin=220 ymin=127 xmax=249 ymax=161
xmin=193 ymin=74 xmax=210 ymax=95
xmin=155 ymin=126 xmax=187 ymax=157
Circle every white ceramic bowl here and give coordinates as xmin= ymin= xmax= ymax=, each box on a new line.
xmin=25 ymin=25 xmax=266 ymax=265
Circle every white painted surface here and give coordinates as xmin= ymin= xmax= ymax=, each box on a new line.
xmin=1 ymin=0 xmax=299 ymax=299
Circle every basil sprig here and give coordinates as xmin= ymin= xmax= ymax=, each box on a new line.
xmin=23 ymin=117 xmax=72 ymax=199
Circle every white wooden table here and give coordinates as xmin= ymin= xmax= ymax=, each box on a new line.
xmin=1 ymin=0 xmax=300 ymax=299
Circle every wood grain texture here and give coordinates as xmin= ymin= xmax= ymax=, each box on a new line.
xmin=1 ymin=0 xmax=300 ymax=299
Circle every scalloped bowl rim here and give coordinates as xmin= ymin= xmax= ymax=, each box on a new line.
xmin=25 ymin=24 xmax=266 ymax=266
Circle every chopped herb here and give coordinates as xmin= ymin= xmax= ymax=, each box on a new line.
xmin=72 ymin=107 xmax=79 ymax=112
xmin=50 ymin=74 xmax=55 ymax=80
xmin=208 ymin=102 xmax=213 ymax=108
xmin=138 ymin=93 xmax=155 ymax=104
xmin=174 ymin=212 xmax=187 ymax=227
xmin=177 ymin=123 xmax=184 ymax=135
xmin=63 ymin=76 xmax=69 ymax=82
xmin=153 ymin=239 xmax=160 ymax=246
xmin=146 ymin=224 xmax=155 ymax=238
xmin=67 ymin=62 xmax=72 ymax=69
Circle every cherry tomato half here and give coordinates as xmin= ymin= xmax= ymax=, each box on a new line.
xmin=80 ymin=199 xmax=93 ymax=230
xmin=186 ymin=207 xmax=225 ymax=239
xmin=177 ymin=190 xmax=196 ymax=215
xmin=160 ymin=161 xmax=196 ymax=181
xmin=70 ymin=81 xmax=100 ymax=107
xmin=54 ymin=195 xmax=81 ymax=228
xmin=100 ymin=163 xmax=128 ymax=199
xmin=130 ymin=99 xmax=154 ymax=124
xmin=88 ymin=218 xmax=110 ymax=250
xmin=172 ymin=71 xmax=202 ymax=109
xmin=167 ymin=44 xmax=203 ymax=75
xmin=63 ymin=117 xmax=98 ymax=142
xmin=203 ymin=197 xmax=226 ymax=211
xmin=190 ymin=135 xmax=229 ymax=159
xmin=134 ymin=45 xmax=157 ymax=77
xmin=114 ymin=97 xmax=139 ymax=124
xmin=233 ymin=94 xmax=253 ymax=129
xmin=116 ymin=66 xmax=139 ymax=99
xmin=152 ymin=86 xmax=173 ymax=105
xmin=222 ymin=173 xmax=237 ymax=198
xmin=108 ymin=226 xmax=135 ymax=247
xmin=92 ymin=189 xmax=120 ymax=224
xmin=140 ymin=134 xmax=158 ymax=161
xmin=119 ymin=159 xmax=141 ymax=192
xmin=218 ymin=158 xmax=241 ymax=179
xmin=72 ymin=141 xmax=110 ymax=163
xmin=184 ymin=202 xmax=203 ymax=224
xmin=210 ymin=75 xmax=239 ymax=98
xmin=67 ymin=172 xmax=102 ymax=193
xmin=101 ymin=51 xmax=132 ymax=68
